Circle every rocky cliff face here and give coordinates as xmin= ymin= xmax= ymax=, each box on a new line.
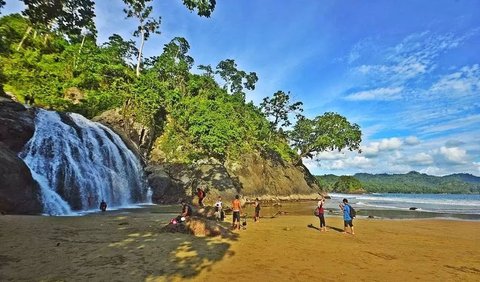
xmin=0 ymin=97 xmax=42 ymax=214
xmin=95 ymin=109 xmax=323 ymax=205
xmin=144 ymin=150 xmax=322 ymax=205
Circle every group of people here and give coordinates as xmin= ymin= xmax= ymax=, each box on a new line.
xmin=315 ymin=197 xmax=355 ymax=235
xmin=177 ymin=189 xmax=262 ymax=231
xmin=180 ymin=188 xmax=355 ymax=235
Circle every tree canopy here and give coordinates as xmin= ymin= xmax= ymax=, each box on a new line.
xmin=0 ymin=1 xmax=362 ymax=168
xmin=289 ymin=112 xmax=362 ymax=164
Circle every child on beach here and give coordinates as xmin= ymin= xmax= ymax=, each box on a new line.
xmin=254 ymin=198 xmax=261 ymax=222
xmin=340 ymin=198 xmax=355 ymax=235
xmin=232 ymin=195 xmax=242 ymax=230
xmin=215 ymin=196 xmax=223 ymax=221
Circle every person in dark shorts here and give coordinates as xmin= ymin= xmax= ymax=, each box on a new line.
xmin=317 ymin=198 xmax=327 ymax=231
xmin=232 ymin=195 xmax=242 ymax=230
xmin=254 ymin=198 xmax=261 ymax=222
xmin=339 ymin=198 xmax=354 ymax=235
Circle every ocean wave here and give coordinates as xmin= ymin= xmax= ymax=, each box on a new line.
xmin=329 ymin=193 xmax=480 ymax=207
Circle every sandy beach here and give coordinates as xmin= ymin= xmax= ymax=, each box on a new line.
xmin=1 ymin=206 xmax=479 ymax=281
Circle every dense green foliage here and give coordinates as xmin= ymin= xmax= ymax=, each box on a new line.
xmin=0 ymin=1 xmax=361 ymax=167
xmin=332 ymin=176 xmax=364 ymax=193
xmin=289 ymin=113 xmax=362 ymax=164
xmin=316 ymin=172 xmax=480 ymax=194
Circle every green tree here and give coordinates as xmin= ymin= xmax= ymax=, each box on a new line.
xmin=333 ymin=176 xmax=364 ymax=193
xmin=289 ymin=112 xmax=362 ymax=165
xmin=0 ymin=1 xmax=6 ymax=14
xmin=122 ymin=0 xmax=161 ymax=77
xmin=18 ymin=0 xmax=96 ymax=49
xmin=215 ymin=59 xmax=258 ymax=101
xmin=181 ymin=0 xmax=216 ymax=17
xmin=260 ymin=90 xmax=303 ymax=129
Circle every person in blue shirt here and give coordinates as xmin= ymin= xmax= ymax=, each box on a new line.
xmin=340 ymin=198 xmax=355 ymax=235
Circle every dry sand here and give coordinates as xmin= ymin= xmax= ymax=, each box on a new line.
xmin=0 ymin=206 xmax=479 ymax=281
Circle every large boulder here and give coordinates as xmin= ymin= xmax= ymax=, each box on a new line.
xmin=0 ymin=143 xmax=43 ymax=214
xmin=0 ymin=98 xmax=42 ymax=214
xmin=0 ymin=97 xmax=35 ymax=152
xmin=145 ymin=165 xmax=186 ymax=204
xmin=225 ymin=150 xmax=321 ymax=198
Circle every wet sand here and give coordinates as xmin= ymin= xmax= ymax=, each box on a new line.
xmin=0 ymin=206 xmax=479 ymax=281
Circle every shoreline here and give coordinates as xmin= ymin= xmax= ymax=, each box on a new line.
xmin=1 ymin=207 xmax=479 ymax=281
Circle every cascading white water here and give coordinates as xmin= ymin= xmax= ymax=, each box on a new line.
xmin=20 ymin=109 xmax=149 ymax=215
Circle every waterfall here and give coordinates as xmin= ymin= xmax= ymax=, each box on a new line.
xmin=20 ymin=109 xmax=149 ymax=215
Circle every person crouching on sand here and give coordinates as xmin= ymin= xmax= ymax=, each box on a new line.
xmin=317 ymin=198 xmax=327 ymax=231
xmin=339 ymin=198 xmax=354 ymax=235
xmin=232 ymin=195 xmax=242 ymax=230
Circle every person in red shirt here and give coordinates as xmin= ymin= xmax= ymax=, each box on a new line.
xmin=197 ymin=187 xmax=205 ymax=207
xmin=317 ymin=198 xmax=327 ymax=232
xmin=231 ymin=195 xmax=242 ymax=230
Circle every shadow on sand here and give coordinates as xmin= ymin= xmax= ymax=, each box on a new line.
xmin=0 ymin=206 xmax=239 ymax=281
xmin=326 ymin=225 xmax=344 ymax=233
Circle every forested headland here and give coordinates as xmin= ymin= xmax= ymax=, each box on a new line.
xmin=0 ymin=1 xmax=361 ymax=169
xmin=316 ymin=171 xmax=480 ymax=194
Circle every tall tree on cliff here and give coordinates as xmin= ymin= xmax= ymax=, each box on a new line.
xmin=181 ymin=0 xmax=216 ymax=17
xmin=289 ymin=112 xmax=362 ymax=165
xmin=122 ymin=0 xmax=160 ymax=77
xmin=215 ymin=59 xmax=258 ymax=101
xmin=17 ymin=0 xmax=96 ymax=50
xmin=260 ymin=90 xmax=303 ymax=129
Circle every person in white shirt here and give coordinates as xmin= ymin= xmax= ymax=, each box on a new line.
xmin=215 ymin=196 xmax=223 ymax=221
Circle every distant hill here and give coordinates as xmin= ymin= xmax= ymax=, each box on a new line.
xmin=316 ymin=171 xmax=480 ymax=194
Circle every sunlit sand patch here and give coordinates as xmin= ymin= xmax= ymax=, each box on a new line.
xmin=108 ymin=238 xmax=135 ymax=247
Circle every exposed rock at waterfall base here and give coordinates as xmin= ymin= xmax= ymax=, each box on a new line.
xmin=0 ymin=97 xmax=35 ymax=152
xmin=0 ymin=98 xmax=42 ymax=214
xmin=0 ymin=143 xmax=42 ymax=214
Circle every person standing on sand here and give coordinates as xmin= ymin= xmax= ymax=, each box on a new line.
xmin=317 ymin=198 xmax=327 ymax=231
xmin=215 ymin=196 xmax=223 ymax=221
xmin=197 ymin=187 xmax=206 ymax=207
xmin=254 ymin=198 xmax=261 ymax=222
xmin=339 ymin=198 xmax=354 ymax=235
xmin=232 ymin=195 xmax=242 ymax=230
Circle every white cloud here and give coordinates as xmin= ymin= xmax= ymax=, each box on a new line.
xmin=474 ymin=162 xmax=480 ymax=174
xmin=439 ymin=146 xmax=467 ymax=164
xmin=429 ymin=64 xmax=480 ymax=97
xmin=345 ymin=87 xmax=403 ymax=101
xmin=405 ymin=136 xmax=420 ymax=145
xmin=350 ymin=31 xmax=477 ymax=88
xmin=315 ymin=151 xmax=349 ymax=160
xmin=409 ymin=153 xmax=434 ymax=165
xmin=379 ymin=138 xmax=403 ymax=150
xmin=361 ymin=137 xmax=403 ymax=157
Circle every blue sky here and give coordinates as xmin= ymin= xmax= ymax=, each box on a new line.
xmin=4 ymin=0 xmax=480 ymax=176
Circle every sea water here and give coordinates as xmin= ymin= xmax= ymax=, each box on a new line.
xmin=328 ymin=193 xmax=480 ymax=220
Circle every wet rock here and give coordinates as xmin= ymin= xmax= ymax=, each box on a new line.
xmin=409 ymin=207 xmax=418 ymax=211
xmin=160 ymin=216 xmax=231 ymax=237
xmin=0 ymin=143 xmax=42 ymax=214
xmin=0 ymin=97 xmax=35 ymax=152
